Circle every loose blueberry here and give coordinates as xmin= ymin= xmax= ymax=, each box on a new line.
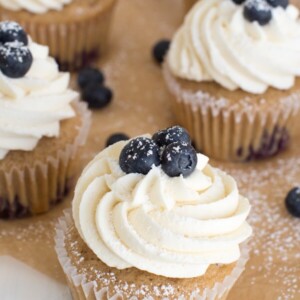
xmin=0 ymin=42 xmax=32 ymax=78
xmin=77 ymin=67 xmax=105 ymax=89
xmin=152 ymin=126 xmax=191 ymax=148
xmin=0 ymin=21 xmax=28 ymax=45
xmin=285 ymin=187 xmax=300 ymax=218
xmin=232 ymin=0 xmax=246 ymax=4
xmin=82 ymin=84 xmax=113 ymax=109
xmin=244 ymin=0 xmax=272 ymax=26
xmin=119 ymin=137 xmax=160 ymax=175
xmin=161 ymin=142 xmax=197 ymax=177
xmin=106 ymin=133 xmax=130 ymax=147
xmin=152 ymin=39 xmax=170 ymax=64
xmin=266 ymin=0 xmax=289 ymax=8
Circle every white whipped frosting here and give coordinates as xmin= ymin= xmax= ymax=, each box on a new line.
xmin=0 ymin=38 xmax=77 ymax=159
xmin=0 ymin=0 xmax=72 ymax=14
xmin=73 ymin=139 xmax=252 ymax=278
xmin=168 ymin=0 xmax=300 ymax=94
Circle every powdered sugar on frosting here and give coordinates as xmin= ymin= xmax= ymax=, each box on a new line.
xmin=0 ymin=37 xmax=77 ymax=159
xmin=72 ymin=139 xmax=251 ymax=278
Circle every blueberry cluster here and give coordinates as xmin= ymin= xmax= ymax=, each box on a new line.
xmin=232 ymin=0 xmax=289 ymax=26
xmin=0 ymin=21 xmax=32 ymax=78
xmin=119 ymin=126 xmax=198 ymax=177
xmin=77 ymin=67 xmax=113 ymax=109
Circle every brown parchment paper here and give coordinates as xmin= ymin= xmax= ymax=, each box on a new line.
xmin=0 ymin=1 xmax=299 ymax=299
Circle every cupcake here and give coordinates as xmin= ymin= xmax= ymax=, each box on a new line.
xmin=0 ymin=22 xmax=90 ymax=219
xmin=0 ymin=0 xmax=117 ymax=71
xmin=164 ymin=0 xmax=300 ymax=161
xmin=55 ymin=126 xmax=252 ymax=300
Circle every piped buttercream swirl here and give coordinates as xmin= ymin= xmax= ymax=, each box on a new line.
xmin=0 ymin=38 xmax=77 ymax=159
xmin=73 ymin=139 xmax=252 ymax=278
xmin=168 ymin=0 xmax=300 ymax=94
xmin=0 ymin=0 xmax=72 ymax=14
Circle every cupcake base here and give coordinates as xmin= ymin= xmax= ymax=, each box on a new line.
xmin=163 ymin=64 xmax=300 ymax=162
xmin=0 ymin=101 xmax=91 ymax=219
xmin=0 ymin=0 xmax=117 ymax=71
xmin=55 ymin=211 xmax=250 ymax=300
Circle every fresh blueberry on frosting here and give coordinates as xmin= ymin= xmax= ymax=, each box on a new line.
xmin=0 ymin=21 xmax=28 ymax=46
xmin=243 ymin=0 xmax=272 ymax=25
xmin=152 ymin=126 xmax=191 ymax=148
xmin=267 ymin=0 xmax=289 ymax=8
xmin=285 ymin=187 xmax=300 ymax=218
xmin=120 ymin=127 xmax=199 ymax=177
xmin=0 ymin=42 xmax=33 ymax=78
xmin=161 ymin=142 xmax=197 ymax=177
xmin=119 ymin=137 xmax=160 ymax=175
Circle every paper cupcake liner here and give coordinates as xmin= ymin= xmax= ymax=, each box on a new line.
xmin=0 ymin=0 xmax=117 ymax=71
xmin=163 ymin=64 xmax=300 ymax=162
xmin=0 ymin=101 xmax=91 ymax=219
xmin=55 ymin=210 xmax=250 ymax=300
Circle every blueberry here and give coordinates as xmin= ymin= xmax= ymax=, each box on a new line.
xmin=266 ymin=0 xmax=289 ymax=8
xmin=152 ymin=126 xmax=191 ymax=148
xmin=232 ymin=0 xmax=246 ymax=4
xmin=152 ymin=39 xmax=170 ymax=64
xmin=119 ymin=137 xmax=160 ymax=175
xmin=0 ymin=42 xmax=32 ymax=78
xmin=106 ymin=133 xmax=130 ymax=147
xmin=161 ymin=142 xmax=197 ymax=177
xmin=244 ymin=0 xmax=272 ymax=26
xmin=82 ymin=84 xmax=113 ymax=109
xmin=285 ymin=187 xmax=300 ymax=218
xmin=0 ymin=21 xmax=28 ymax=45
xmin=77 ymin=67 xmax=104 ymax=89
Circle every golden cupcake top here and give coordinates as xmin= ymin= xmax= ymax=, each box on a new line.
xmin=168 ymin=0 xmax=300 ymax=94
xmin=72 ymin=126 xmax=252 ymax=278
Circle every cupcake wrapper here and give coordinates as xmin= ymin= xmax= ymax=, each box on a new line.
xmin=55 ymin=210 xmax=250 ymax=300
xmin=0 ymin=0 xmax=117 ymax=71
xmin=0 ymin=101 xmax=91 ymax=218
xmin=163 ymin=65 xmax=300 ymax=161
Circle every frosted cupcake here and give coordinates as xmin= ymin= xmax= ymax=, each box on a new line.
xmin=0 ymin=0 xmax=117 ymax=70
xmin=55 ymin=126 xmax=252 ymax=300
xmin=164 ymin=0 xmax=300 ymax=161
xmin=0 ymin=22 xmax=90 ymax=219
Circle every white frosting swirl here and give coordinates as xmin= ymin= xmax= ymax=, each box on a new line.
xmin=168 ymin=0 xmax=300 ymax=94
xmin=73 ymin=139 xmax=252 ymax=278
xmin=0 ymin=0 xmax=72 ymax=14
xmin=0 ymin=38 xmax=77 ymax=159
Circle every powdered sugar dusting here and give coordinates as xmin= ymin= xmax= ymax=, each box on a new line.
xmin=245 ymin=0 xmax=271 ymax=12
xmin=0 ymin=21 xmax=24 ymax=35
xmin=213 ymin=149 xmax=300 ymax=299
